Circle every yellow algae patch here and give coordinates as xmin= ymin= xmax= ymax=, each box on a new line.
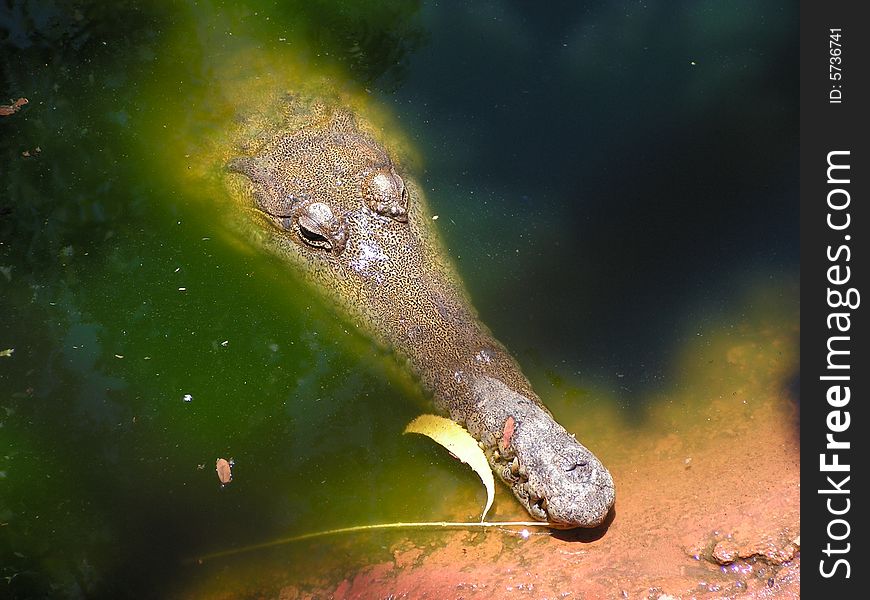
xmin=136 ymin=8 xmax=420 ymax=259
xmin=131 ymin=12 xmax=429 ymax=383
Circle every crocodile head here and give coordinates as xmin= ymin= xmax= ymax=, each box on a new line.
xmin=226 ymin=96 xmax=615 ymax=528
xmin=228 ymin=109 xmax=405 ymax=254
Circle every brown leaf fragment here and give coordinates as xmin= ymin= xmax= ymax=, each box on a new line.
xmin=0 ymin=97 xmax=28 ymax=116
xmin=501 ymin=415 xmax=516 ymax=450
xmin=216 ymin=458 xmax=233 ymax=485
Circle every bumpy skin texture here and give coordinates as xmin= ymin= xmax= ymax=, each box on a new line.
xmin=225 ymin=95 xmax=615 ymax=528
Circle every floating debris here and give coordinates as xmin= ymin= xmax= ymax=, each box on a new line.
xmin=182 ymin=394 xmax=193 ymax=402
xmin=404 ymin=414 xmax=494 ymax=521
xmin=216 ymin=458 xmax=233 ymax=485
xmin=0 ymin=349 xmax=14 ymax=358
xmin=501 ymin=415 xmax=515 ymax=450
xmin=0 ymin=97 xmax=28 ymax=116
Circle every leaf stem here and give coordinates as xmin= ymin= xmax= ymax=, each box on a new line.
xmin=187 ymin=520 xmax=555 ymax=564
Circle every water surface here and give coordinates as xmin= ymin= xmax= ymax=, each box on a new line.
xmin=1 ymin=1 xmax=797 ymax=598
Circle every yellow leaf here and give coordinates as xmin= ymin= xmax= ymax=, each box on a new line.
xmin=404 ymin=414 xmax=494 ymax=522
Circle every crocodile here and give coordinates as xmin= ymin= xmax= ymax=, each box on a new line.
xmin=225 ymin=94 xmax=615 ymax=528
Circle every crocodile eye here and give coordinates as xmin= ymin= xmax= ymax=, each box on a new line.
xmin=295 ymin=202 xmax=347 ymax=254
xmin=362 ymin=166 xmax=409 ymax=222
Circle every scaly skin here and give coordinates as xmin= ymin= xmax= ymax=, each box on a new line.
xmin=225 ymin=94 xmax=615 ymax=528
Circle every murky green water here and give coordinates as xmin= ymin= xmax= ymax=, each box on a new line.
xmin=2 ymin=1 xmax=796 ymax=598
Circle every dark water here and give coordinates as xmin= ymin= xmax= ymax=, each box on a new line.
xmin=1 ymin=1 xmax=797 ymax=598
